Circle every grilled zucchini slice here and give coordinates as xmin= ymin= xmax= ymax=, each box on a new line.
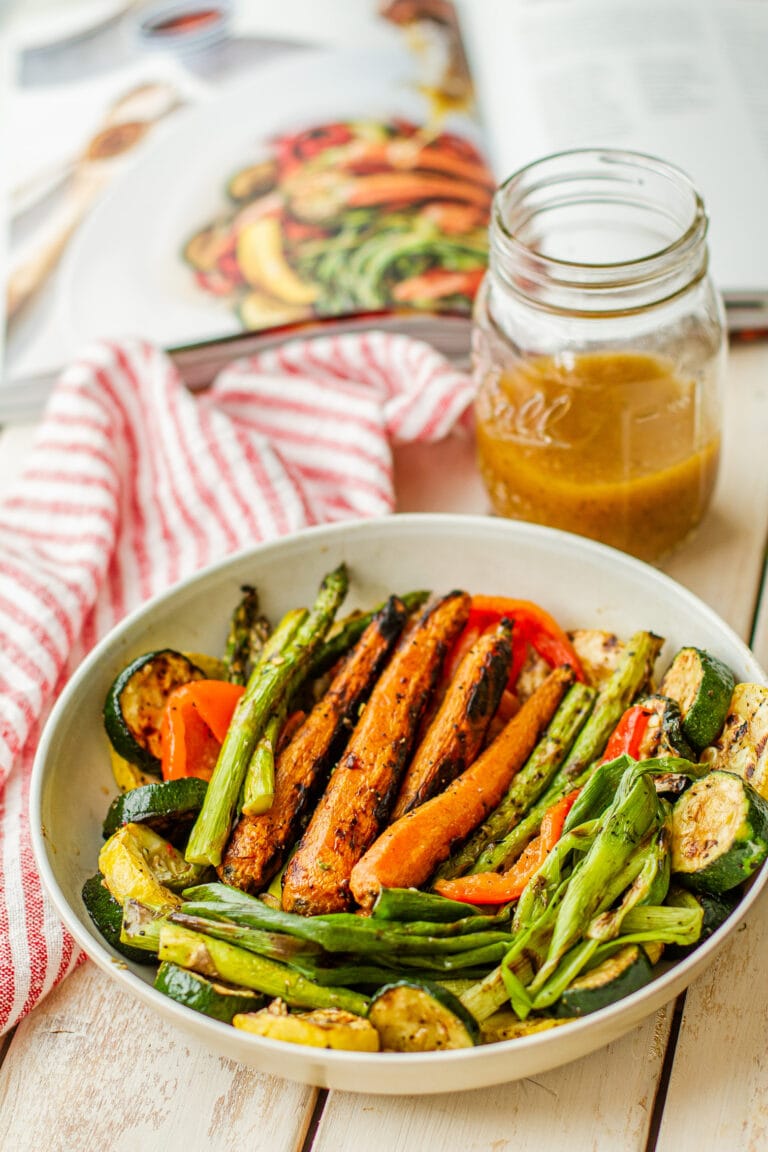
xmin=670 ymin=770 xmax=768 ymax=893
xmin=368 ymin=980 xmax=479 ymax=1051
xmin=98 ymin=823 xmax=205 ymax=910
xmin=480 ymin=1013 xmax=573 ymax=1043
xmin=108 ymin=746 xmax=158 ymax=792
xmin=81 ymin=874 xmax=155 ymax=965
xmin=227 ymin=160 xmax=277 ymax=203
xmin=701 ymin=683 xmax=768 ymax=801
xmin=660 ymin=648 xmax=736 ymax=750
xmin=156 ymin=961 xmax=265 ymax=1023
xmin=554 ymin=945 xmax=654 ymax=1018
xmin=233 ymin=1000 xmax=380 ymax=1050
xmin=102 ymin=777 xmax=208 ymax=841
xmin=182 ymin=227 xmax=229 ymax=272
xmin=103 ymin=650 xmax=206 ymax=774
xmin=185 ymin=652 xmax=227 ymax=681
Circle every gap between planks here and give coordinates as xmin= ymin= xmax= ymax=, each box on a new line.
xmin=0 ymin=1026 xmax=16 ymax=1070
xmin=298 ymin=1088 xmax=329 ymax=1152
xmin=642 ymin=993 xmax=687 ymax=1152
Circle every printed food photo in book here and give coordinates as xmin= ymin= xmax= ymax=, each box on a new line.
xmin=182 ymin=117 xmax=492 ymax=330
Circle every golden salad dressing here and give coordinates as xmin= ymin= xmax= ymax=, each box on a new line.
xmin=475 ymin=350 xmax=720 ymax=563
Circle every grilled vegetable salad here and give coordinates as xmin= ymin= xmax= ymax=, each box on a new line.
xmin=182 ymin=118 xmax=492 ymax=330
xmin=85 ymin=567 xmax=768 ymax=1052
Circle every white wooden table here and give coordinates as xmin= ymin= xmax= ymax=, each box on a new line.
xmin=1 ymin=341 xmax=768 ymax=1151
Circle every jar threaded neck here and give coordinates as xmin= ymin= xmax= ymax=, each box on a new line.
xmin=490 ymin=149 xmax=709 ymax=317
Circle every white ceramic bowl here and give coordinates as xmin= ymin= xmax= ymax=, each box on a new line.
xmin=31 ymin=514 xmax=767 ymax=1095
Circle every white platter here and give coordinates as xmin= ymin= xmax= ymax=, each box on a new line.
xmin=31 ymin=514 xmax=768 ymax=1094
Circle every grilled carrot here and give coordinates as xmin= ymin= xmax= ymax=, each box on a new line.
xmin=219 ymin=597 xmax=410 ymax=894
xmin=345 ymin=171 xmax=492 ymax=209
xmin=281 ymin=592 xmax=472 ymax=915
xmin=339 ymin=139 xmax=496 ymax=189
xmin=290 ymin=172 xmax=493 ymax=222
xmin=390 ymin=619 xmax=512 ymax=820
xmin=349 ymin=666 xmax=574 ymax=911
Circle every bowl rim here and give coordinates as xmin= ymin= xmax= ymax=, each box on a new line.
xmin=29 ymin=513 xmax=768 ymax=1080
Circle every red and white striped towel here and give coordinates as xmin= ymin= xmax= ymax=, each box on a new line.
xmin=0 ymin=332 xmax=475 ymax=1034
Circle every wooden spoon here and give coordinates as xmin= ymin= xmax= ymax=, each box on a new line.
xmin=7 ymin=80 xmax=183 ymax=324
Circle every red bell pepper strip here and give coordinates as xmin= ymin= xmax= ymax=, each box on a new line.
xmin=600 ymin=703 xmax=653 ymax=763
xmin=160 ymin=698 xmax=218 ymax=782
xmin=194 ymin=268 xmax=238 ymax=297
xmin=391 ymin=267 xmax=486 ymax=303
xmin=160 ymin=680 xmax=245 ymax=781
xmin=276 ymin=122 xmax=354 ymax=173
xmin=470 ymin=597 xmax=586 ymax=681
xmin=185 ymin=680 xmax=245 ymax=742
xmin=539 ymin=786 xmax=581 ymax=846
xmin=433 ymin=788 xmax=581 ymax=905
xmin=447 ymin=596 xmax=587 ymax=694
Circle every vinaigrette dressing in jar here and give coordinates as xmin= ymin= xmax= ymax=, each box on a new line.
xmin=472 ymin=149 xmax=726 ymax=564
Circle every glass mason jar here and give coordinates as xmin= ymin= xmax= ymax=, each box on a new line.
xmin=472 ymin=149 xmax=727 ymax=564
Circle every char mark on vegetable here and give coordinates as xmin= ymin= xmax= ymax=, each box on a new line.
xmin=281 ymin=591 xmax=472 ymax=915
xmin=220 ymin=596 xmax=411 ymax=894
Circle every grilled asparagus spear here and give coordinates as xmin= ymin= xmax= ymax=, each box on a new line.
xmin=434 ymin=682 xmax=595 ymax=881
xmin=185 ymin=566 xmax=349 ymax=867
xmin=224 ymin=585 xmax=271 ymax=685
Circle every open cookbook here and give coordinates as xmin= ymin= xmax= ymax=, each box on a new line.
xmin=2 ymin=0 xmax=767 ymax=421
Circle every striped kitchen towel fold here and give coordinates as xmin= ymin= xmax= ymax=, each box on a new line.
xmin=0 ymin=331 xmax=475 ymax=1034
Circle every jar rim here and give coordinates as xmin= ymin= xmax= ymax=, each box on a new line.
xmin=493 ymin=147 xmax=708 ymax=277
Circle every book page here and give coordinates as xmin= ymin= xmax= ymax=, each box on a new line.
xmin=458 ymin=0 xmax=768 ymax=303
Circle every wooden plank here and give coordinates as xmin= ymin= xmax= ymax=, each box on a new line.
xmin=0 ymin=1027 xmax=15 ymax=1069
xmin=313 ymin=1011 xmax=671 ymax=1152
xmin=664 ymin=343 xmax=768 ymax=639
xmin=655 ymin=895 xmax=768 ymax=1152
xmin=653 ymin=342 xmax=768 ymax=1152
xmin=0 ymin=962 xmax=317 ymax=1152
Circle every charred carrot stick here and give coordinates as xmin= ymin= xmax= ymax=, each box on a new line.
xmin=390 ymin=619 xmax=512 ymax=820
xmin=349 ymin=666 xmax=574 ymax=912
xmin=341 ymin=138 xmax=496 ymax=188
xmin=433 ymin=788 xmax=581 ymax=905
xmin=391 ymin=267 xmax=486 ymax=304
xmin=220 ymin=597 xmax=410 ymax=894
xmin=289 ymin=172 xmax=492 ymax=223
xmin=401 ymin=143 xmax=496 ymax=188
xmin=281 ymin=592 xmax=472 ymax=916
xmin=422 ymin=201 xmax=489 ymax=235
xmin=344 ymin=172 xmax=492 ymax=210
